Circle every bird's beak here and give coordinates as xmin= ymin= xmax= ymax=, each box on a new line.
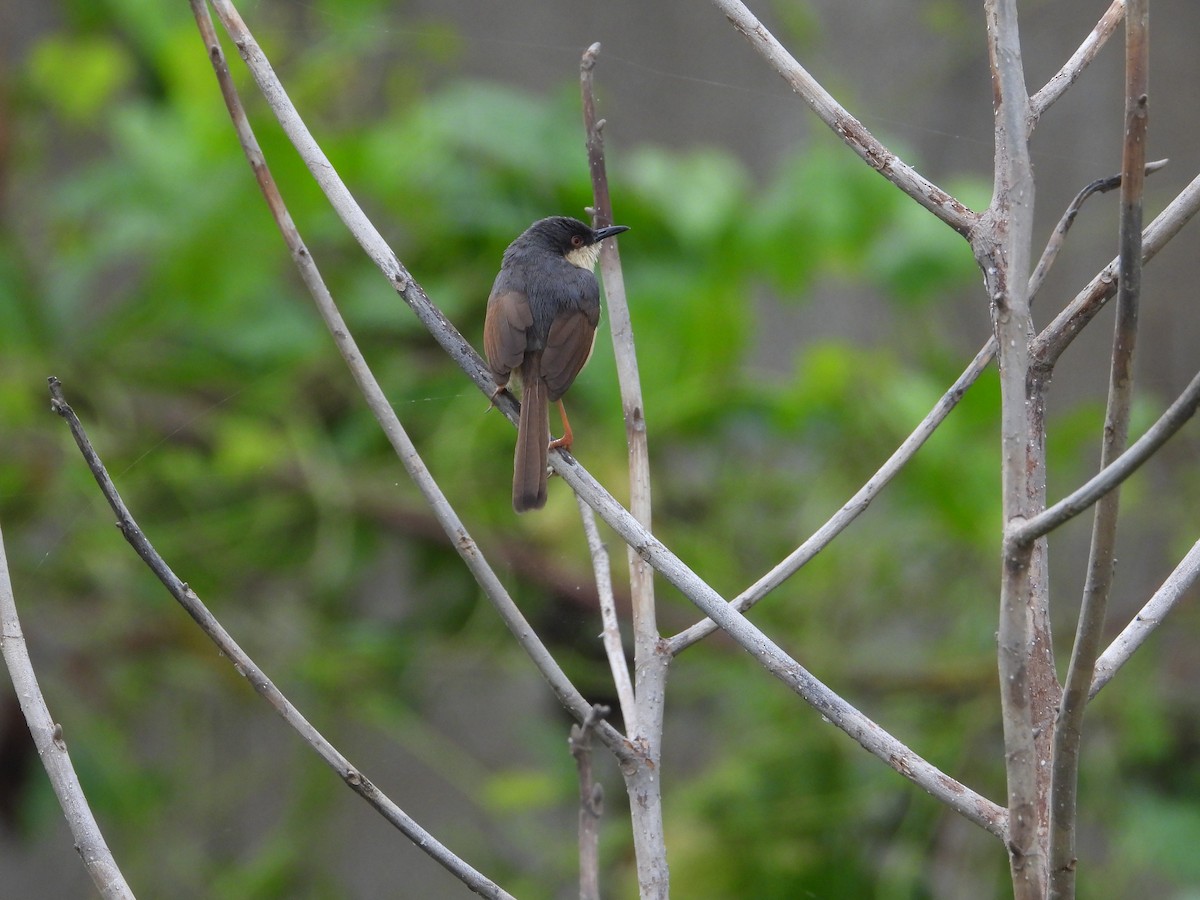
xmin=593 ymin=224 xmax=630 ymax=242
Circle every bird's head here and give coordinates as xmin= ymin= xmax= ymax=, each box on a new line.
xmin=522 ymin=216 xmax=630 ymax=270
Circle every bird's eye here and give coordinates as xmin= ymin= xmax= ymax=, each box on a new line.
xmin=571 ymin=235 xmax=585 ymax=247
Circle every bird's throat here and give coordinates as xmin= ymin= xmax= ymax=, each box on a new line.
xmin=564 ymin=243 xmax=602 ymax=270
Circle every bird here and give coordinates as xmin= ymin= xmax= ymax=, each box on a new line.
xmin=484 ymin=216 xmax=629 ymax=512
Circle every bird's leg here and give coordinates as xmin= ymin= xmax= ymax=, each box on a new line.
xmin=549 ymin=400 xmax=573 ymax=452
xmin=485 ymin=381 xmax=510 ymax=412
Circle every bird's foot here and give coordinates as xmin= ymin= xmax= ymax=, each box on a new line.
xmin=485 ymin=384 xmax=509 ymax=412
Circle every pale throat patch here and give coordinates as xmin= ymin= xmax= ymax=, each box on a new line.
xmin=564 ymin=242 xmax=602 ymax=270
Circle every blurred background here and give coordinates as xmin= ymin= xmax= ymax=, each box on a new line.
xmin=2 ymin=0 xmax=1199 ymax=896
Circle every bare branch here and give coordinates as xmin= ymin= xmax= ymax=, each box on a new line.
xmin=1051 ymin=7 xmax=1150 ymax=889
xmin=1033 ymin=169 xmax=1200 ymax=368
xmin=1091 ymin=539 xmax=1200 ymax=699
xmin=1030 ymin=0 xmax=1126 ymax=127
xmin=207 ymin=0 xmax=500 ymax=402
xmin=190 ymin=0 xmax=632 ymax=766
xmin=552 ymin=454 xmax=1009 ymax=838
xmin=984 ymin=0 xmax=1047 ymax=892
xmin=0 ymin=522 xmax=134 ymax=900
xmin=670 ymin=335 xmax=999 ymax=653
xmin=569 ymin=705 xmax=609 ymax=900
xmin=580 ymin=45 xmax=670 ymax=897
xmin=1009 ymin=368 xmax=1200 ymax=547
xmin=580 ymin=42 xmax=658 ymax=730
xmin=48 ymin=379 xmax=516 ymax=900
xmin=708 ymin=0 xmax=977 ymax=238
xmin=1030 ymin=159 xmax=1167 ymax=300
xmin=575 ymin=496 xmax=636 ymax=733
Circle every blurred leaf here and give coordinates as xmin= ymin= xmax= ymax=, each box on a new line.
xmin=27 ymin=35 xmax=134 ymax=125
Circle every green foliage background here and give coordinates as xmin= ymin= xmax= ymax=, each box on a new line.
xmin=2 ymin=1 xmax=1199 ymax=897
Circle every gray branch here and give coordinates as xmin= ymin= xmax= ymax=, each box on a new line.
xmin=1029 ymin=1 xmax=1126 ymax=126
xmin=709 ymin=0 xmax=977 ymax=238
xmin=0 ymin=522 xmax=134 ymax=899
xmin=1009 ymin=368 xmax=1200 ymax=548
xmin=1091 ymin=540 xmax=1200 ymax=699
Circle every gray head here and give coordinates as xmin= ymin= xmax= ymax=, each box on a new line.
xmin=516 ymin=216 xmax=630 ymax=270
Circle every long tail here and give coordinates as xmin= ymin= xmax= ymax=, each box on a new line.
xmin=513 ymin=357 xmax=549 ymax=512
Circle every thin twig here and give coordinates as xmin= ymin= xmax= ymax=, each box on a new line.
xmin=575 ymin=495 xmax=636 ymax=733
xmin=709 ymin=0 xmax=977 ymax=237
xmin=207 ymin=0 xmax=503 ymax=407
xmin=1033 ymin=169 xmax=1200 ymax=368
xmin=1030 ymin=159 xmax=1167 ymax=300
xmin=580 ymin=45 xmax=670 ymax=898
xmin=190 ymin=0 xmax=632 ymax=767
xmin=1091 ymin=539 xmax=1200 ymax=699
xmin=1009 ymin=368 xmax=1200 ymax=547
xmin=1049 ymin=6 xmax=1149 ymax=892
xmin=48 ymin=379 xmax=516 ymax=900
xmin=569 ymin=705 xmax=609 ymax=900
xmin=0 ymin=522 xmax=134 ymax=900
xmin=1029 ymin=0 xmax=1126 ymax=127
xmin=984 ymin=0 xmax=1047 ymax=894
xmin=670 ymin=335 xmax=998 ymax=653
xmin=580 ymin=42 xmax=657 ymax=737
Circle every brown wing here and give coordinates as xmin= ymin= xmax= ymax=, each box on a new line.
xmin=541 ymin=309 xmax=598 ymax=401
xmin=483 ymin=289 xmax=533 ymax=383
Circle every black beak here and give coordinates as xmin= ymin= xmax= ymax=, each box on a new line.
xmin=592 ymin=224 xmax=630 ymax=243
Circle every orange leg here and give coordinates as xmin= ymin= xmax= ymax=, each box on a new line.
xmin=485 ymin=382 xmax=510 ymax=412
xmin=548 ymin=399 xmax=574 ymax=451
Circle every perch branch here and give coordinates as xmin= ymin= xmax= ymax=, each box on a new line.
xmin=48 ymin=379 xmax=516 ymax=900
xmin=0 ymin=522 xmax=134 ymax=900
xmin=189 ymin=0 xmax=632 ymax=766
xmin=709 ymin=0 xmax=977 ymax=237
xmin=1050 ymin=6 xmax=1149 ymax=892
xmin=1091 ymin=539 xmax=1200 ymax=699
xmin=550 ymin=451 xmax=1009 ymax=838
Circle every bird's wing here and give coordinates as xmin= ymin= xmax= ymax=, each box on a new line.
xmin=541 ymin=309 xmax=599 ymax=401
xmin=483 ymin=289 xmax=533 ymax=381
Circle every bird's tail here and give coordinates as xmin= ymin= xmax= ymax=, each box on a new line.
xmin=513 ymin=357 xmax=549 ymax=512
